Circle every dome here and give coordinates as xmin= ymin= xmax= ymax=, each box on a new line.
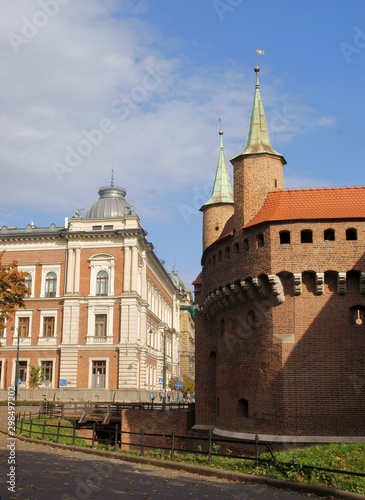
xmin=85 ymin=184 xmax=137 ymax=219
xmin=170 ymin=271 xmax=191 ymax=295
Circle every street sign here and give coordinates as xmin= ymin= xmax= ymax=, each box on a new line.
xmin=175 ymin=382 xmax=182 ymax=389
xmin=158 ymin=378 xmax=163 ymax=384
xmin=60 ymin=379 xmax=67 ymax=387
xmin=18 ymin=379 xmax=21 ymax=385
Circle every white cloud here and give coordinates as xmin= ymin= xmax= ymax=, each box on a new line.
xmin=0 ymin=0 xmax=331 ymax=226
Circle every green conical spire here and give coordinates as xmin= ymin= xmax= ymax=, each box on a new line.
xmin=232 ymin=67 xmax=285 ymax=160
xmin=202 ymin=130 xmax=234 ymax=208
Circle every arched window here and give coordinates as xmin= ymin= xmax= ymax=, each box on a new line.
xmin=239 ymin=398 xmax=249 ymax=418
xmin=279 ymin=231 xmax=291 ymax=244
xmin=301 ymin=230 xmax=313 ymax=243
xmin=24 ymin=273 xmax=32 ymax=297
xmin=234 ymin=242 xmax=239 ymax=254
xmin=324 ymin=229 xmax=335 ymax=241
xmin=346 ymin=228 xmax=357 ymax=241
xmin=244 ymin=238 xmax=249 ymax=251
xmin=45 ymin=272 xmax=57 ymax=298
xmin=96 ymin=270 xmax=109 ymax=296
xmin=257 ymin=234 xmax=264 ymax=247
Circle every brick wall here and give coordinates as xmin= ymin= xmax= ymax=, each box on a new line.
xmin=195 ymin=218 xmax=365 ymax=436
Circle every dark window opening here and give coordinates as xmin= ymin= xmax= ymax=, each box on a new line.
xmin=244 ymin=238 xmax=249 ymax=251
xmin=212 ymin=254 xmax=216 ymax=264
xmin=239 ymin=398 xmax=249 ymax=418
xmin=216 ymin=397 xmax=220 ymax=417
xmin=234 ymin=243 xmax=239 ymax=254
xmin=247 ymin=311 xmax=256 ymax=330
xmin=301 ymin=230 xmax=313 ymax=243
xmin=279 ymin=231 xmax=291 ymax=244
xmin=257 ymin=234 xmax=264 ymax=247
xmin=225 ymin=247 xmax=230 ymax=259
xmin=220 ymin=319 xmax=224 ymax=338
xmin=324 ymin=229 xmax=335 ymax=241
xmin=215 ymin=226 xmax=219 ymax=231
xmin=346 ymin=228 xmax=357 ymax=241
xmin=218 ymin=251 xmax=222 ymax=262
xmin=274 ymin=179 xmax=278 ymax=188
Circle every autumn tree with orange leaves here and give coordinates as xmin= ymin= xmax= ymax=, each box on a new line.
xmin=0 ymin=252 xmax=29 ymax=330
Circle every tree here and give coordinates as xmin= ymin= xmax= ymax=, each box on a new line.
xmin=29 ymin=365 xmax=43 ymax=389
xmin=182 ymin=377 xmax=195 ymax=394
xmin=0 ymin=251 xmax=29 ymax=323
xmin=168 ymin=376 xmax=179 ymax=391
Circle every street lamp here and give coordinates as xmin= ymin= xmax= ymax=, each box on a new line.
xmin=10 ymin=326 xmax=20 ymax=402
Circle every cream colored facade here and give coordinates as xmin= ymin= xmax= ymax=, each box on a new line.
xmin=0 ymin=183 xmax=181 ymax=401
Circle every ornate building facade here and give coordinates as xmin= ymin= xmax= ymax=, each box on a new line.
xmin=194 ymin=67 xmax=365 ymax=439
xmin=0 ymin=181 xmax=181 ymax=401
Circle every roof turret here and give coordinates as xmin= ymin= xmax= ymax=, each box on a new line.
xmin=232 ymin=67 xmax=286 ymax=162
xmin=201 ymin=129 xmax=234 ymax=209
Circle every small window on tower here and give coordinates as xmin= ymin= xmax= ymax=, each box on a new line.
xmin=324 ymin=229 xmax=335 ymax=241
xmin=218 ymin=251 xmax=222 ymax=262
xmin=225 ymin=247 xmax=230 ymax=259
xmin=244 ymin=238 xmax=249 ymax=251
xmin=239 ymin=398 xmax=249 ymax=418
xmin=279 ymin=231 xmax=291 ymax=244
xmin=346 ymin=228 xmax=357 ymax=241
xmin=256 ymin=234 xmax=264 ymax=247
xmin=301 ymin=230 xmax=313 ymax=243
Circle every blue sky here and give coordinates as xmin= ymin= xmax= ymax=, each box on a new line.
xmin=0 ymin=0 xmax=364 ymax=287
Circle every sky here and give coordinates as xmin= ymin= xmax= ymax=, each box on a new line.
xmin=0 ymin=0 xmax=364 ymax=287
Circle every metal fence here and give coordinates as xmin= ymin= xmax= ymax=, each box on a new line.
xmin=14 ymin=410 xmax=365 ymax=479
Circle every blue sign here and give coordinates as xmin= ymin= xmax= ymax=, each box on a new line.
xmin=18 ymin=379 xmax=21 ymax=385
xmin=175 ymin=382 xmax=182 ymax=389
xmin=60 ymin=379 xmax=67 ymax=387
xmin=158 ymin=378 xmax=163 ymax=384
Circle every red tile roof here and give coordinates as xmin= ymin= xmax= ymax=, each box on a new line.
xmin=219 ymin=187 xmax=365 ymax=238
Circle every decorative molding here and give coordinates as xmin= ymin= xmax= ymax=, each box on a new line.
xmin=315 ymin=273 xmax=324 ymax=295
xmin=268 ymin=275 xmax=285 ymax=304
xmin=252 ymin=278 xmax=268 ymax=298
xmin=230 ymin=284 xmax=247 ymax=303
xmin=293 ymin=273 xmax=302 ymax=296
xmin=337 ymin=272 xmax=346 ymax=295
xmin=240 ymin=281 xmax=256 ymax=300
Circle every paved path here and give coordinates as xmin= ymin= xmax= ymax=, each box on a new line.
xmin=0 ymin=431 xmax=321 ymax=500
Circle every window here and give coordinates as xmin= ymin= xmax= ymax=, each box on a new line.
xmin=279 ymin=231 xmax=291 ymax=244
xmin=104 ymin=225 xmax=113 ymax=230
xmin=346 ymin=228 xmax=357 ymax=241
xmin=41 ymin=361 xmax=53 ymax=384
xmin=225 ymin=247 xmax=230 ymax=259
xmin=220 ymin=319 xmax=225 ymax=338
xmin=95 ymin=314 xmax=107 ymax=337
xmin=45 ymin=272 xmax=57 ymax=298
xmin=92 ymin=360 xmax=106 ymax=388
xmin=244 ymin=238 xmax=249 ymax=251
xmin=257 ymin=234 xmax=264 ymax=247
xmin=218 ymin=251 xmax=222 ymax=262
xmin=234 ymin=243 xmax=239 ymax=254
xmin=324 ymin=229 xmax=335 ymax=241
xmin=96 ymin=270 xmax=109 ymax=296
xmin=19 ymin=317 xmax=30 ymax=338
xmin=92 ymin=225 xmax=102 ymax=230
xmin=239 ymin=398 xmax=249 ymax=418
xmin=24 ymin=273 xmax=32 ymax=297
xmin=43 ymin=317 xmax=55 ymax=337
xmin=350 ymin=305 xmax=365 ymax=326
xmin=0 ymin=317 xmax=5 ymax=337
xmin=301 ymin=230 xmax=313 ymax=243
xmin=18 ymin=361 xmax=27 ymax=383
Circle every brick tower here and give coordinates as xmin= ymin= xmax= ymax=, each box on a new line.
xmin=231 ymin=66 xmax=286 ymax=231
xmin=200 ymin=129 xmax=234 ymax=251
xmin=194 ymin=65 xmax=365 ymax=441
